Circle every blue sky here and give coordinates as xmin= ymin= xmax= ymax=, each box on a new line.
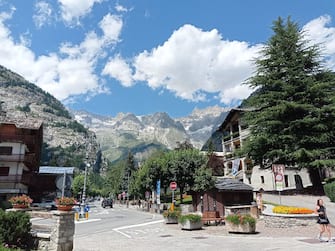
xmin=0 ymin=0 xmax=334 ymax=118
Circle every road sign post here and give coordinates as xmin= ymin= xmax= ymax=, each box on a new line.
xmin=272 ymin=164 xmax=285 ymax=204
xmin=170 ymin=182 xmax=177 ymax=210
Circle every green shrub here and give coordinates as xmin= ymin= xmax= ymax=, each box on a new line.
xmin=0 ymin=245 xmax=21 ymax=251
xmin=178 ymin=214 xmax=201 ymax=224
xmin=225 ymin=213 xmax=256 ymax=228
xmin=324 ymin=181 xmax=335 ymax=202
xmin=0 ymin=201 xmax=12 ymax=210
xmin=0 ymin=210 xmax=32 ymax=249
xmin=162 ymin=209 xmax=181 ymax=218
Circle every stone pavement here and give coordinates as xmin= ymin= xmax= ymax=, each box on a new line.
xmin=74 ymin=194 xmax=335 ymax=251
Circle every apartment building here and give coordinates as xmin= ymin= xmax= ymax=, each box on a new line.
xmin=0 ymin=118 xmax=43 ymax=201
xmin=214 ymin=108 xmax=313 ymax=192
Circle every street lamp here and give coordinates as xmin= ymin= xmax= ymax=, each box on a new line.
xmin=80 ymin=155 xmax=89 ymax=218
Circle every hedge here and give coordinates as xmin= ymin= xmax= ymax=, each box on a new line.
xmin=324 ymin=181 xmax=335 ymax=202
xmin=0 ymin=210 xmax=32 ymax=249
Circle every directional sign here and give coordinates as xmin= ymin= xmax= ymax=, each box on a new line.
xmin=170 ymin=181 xmax=177 ymax=191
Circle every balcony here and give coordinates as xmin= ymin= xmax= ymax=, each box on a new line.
xmin=0 ymin=154 xmax=25 ymax=162
xmin=0 ymin=133 xmax=37 ymax=143
xmin=0 ymin=153 xmax=36 ymax=163
xmin=0 ymin=173 xmax=33 ymax=185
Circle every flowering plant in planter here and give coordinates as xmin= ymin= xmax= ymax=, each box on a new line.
xmin=178 ymin=214 xmax=203 ymax=230
xmin=225 ymin=213 xmax=256 ymax=228
xmin=55 ymin=197 xmax=77 ymax=206
xmin=163 ymin=209 xmax=181 ymax=218
xmin=178 ymin=214 xmax=202 ymax=224
xmin=8 ymin=194 xmax=33 ymax=207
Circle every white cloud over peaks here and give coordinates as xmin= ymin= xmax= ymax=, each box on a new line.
xmin=102 ymin=55 xmax=133 ymax=87
xmin=131 ymin=24 xmax=261 ymax=103
xmin=58 ymin=0 xmax=103 ymax=24
xmin=0 ymin=10 xmax=122 ymax=101
xmin=302 ymin=15 xmax=335 ymax=70
xmin=33 ymin=1 xmax=53 ymax=29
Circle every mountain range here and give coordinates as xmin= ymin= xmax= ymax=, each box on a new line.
xmin=72 ymin=106 xmax=229 ymax=163
xmin=0 ymin=64 xmax=229 ymax=166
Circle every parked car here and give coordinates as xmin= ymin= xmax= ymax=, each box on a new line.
xmin=31 ymin=198 xmax=57 ymax=210
xmin=101 ymin=198 xmax=113 ymax=208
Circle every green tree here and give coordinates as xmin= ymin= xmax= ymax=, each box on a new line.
xmin=104 ymin=160 xmax=124 ymax=197
xmin=193 ymin=166 xmax=215 ymax=192
xmin=121 ymin=152 xmax=137 ymax=196
xmin=130 ymin=151 xmax=168 ymax=197
xmin=71 ymin=174 xmax=90 ymax=199
xmin=243 ymin=17 xmax=335 ymax=189
xmin=131 ymin=149 xmax=211 ymax=203
xmin=166 ymin=149 xmax=208 ymax=203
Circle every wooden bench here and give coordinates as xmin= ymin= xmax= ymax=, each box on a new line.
xmin=201 ymin=211 xmax=224 ymax=225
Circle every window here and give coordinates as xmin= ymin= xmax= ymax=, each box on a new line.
xmin=260 ymin=176 xmax=265 ymax=184
xmin=0 ymin=147 xmax=12 ymax=155
xmin=284 ymin=175 xmax=289 ymax=187
xmin=0 ymin=167 xmax=9 ymax=176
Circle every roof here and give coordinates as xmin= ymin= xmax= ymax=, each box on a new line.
xmin=215 ymin=177 xmax=253 ymax=192
xmin=217 ymin=107 xmax=256 ymax=132
xmin=0 ymin=117 xmax=43 ymax=129
xmin=39 ymin=166 xmax=75 ymax=174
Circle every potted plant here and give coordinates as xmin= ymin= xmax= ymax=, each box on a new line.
xmin=178 ymin=214 xmax=202 ymax=230
xmin=163 ymin=209 xmax=181 ymax=224
xmin=225 ymin=213 xmax=256 ymax=233
xmin=8 ymin=194 xmax=33 ymax=209
xmin=55 ymin=197 xmax=77 ymax=211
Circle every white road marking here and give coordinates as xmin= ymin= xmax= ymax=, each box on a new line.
xmin=112 ymin=220 xmax=164 ymax=239
xmin=75 ymin=218 xmax=101 ymax=224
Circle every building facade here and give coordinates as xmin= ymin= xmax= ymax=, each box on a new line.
xmin=0 ymin=118 xmax=43 ymax=200
xmin=212 ymin=108 xmax=313 ymax=192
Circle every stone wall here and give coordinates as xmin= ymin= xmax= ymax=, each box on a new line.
xmin=48 ymin=211 xmax=75 ymax=251
xmin=8 ymin=208 xmax=75 ymax=251
xmin=262 ymin=204 xmax=318 ymax=228
xmin=263 ymin=214 xmax=318 ymax=228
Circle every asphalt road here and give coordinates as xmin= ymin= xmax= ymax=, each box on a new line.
xmin=73 ymin=199 xmax=335 ymax=251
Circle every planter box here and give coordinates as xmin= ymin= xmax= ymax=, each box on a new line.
xmin=164 ymin=216 xmax=178 ymax=224
xmin=226 ymin=222 xmax=256 ymax=233
xmin=179 ymin=220 xmax=202 ymax=230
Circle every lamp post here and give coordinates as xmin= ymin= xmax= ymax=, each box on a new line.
xmin=80 ymin=156 xmax=89 ymax=218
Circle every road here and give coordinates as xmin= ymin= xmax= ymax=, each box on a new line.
xmin=73 ymin=199 xmax=335 ymax=251
xmin=75 ymin=201 xmax=162 ymax=239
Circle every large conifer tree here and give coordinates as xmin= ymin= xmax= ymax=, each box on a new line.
xmin=243 ymin=17 xmax=335 ymax=188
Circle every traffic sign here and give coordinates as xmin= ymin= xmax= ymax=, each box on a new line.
xmin=170 ymin=181 xmax=177 ymax=191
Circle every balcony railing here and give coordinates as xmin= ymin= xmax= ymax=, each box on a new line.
xmin=0 ymin=153 xmax=36 ymax=164
xmin=0 ymin=174 xmax=33 ymax=185
xmin=0 ymin=134 xmax=37 ymax=145
xmin=0 ymin=154 xmax=25 ymax=162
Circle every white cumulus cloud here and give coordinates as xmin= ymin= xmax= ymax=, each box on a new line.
xmin=0 ymin=10 xmax=122 ymax=101
xmin=58 ymin=0 xmax=103 ymax=25
xmin=104 ymin=24 xmax=262 ymax=104
xmin=302 ymin=15 xmax=335 ymax=70
xmin=33 ymin=1 xmax=54 ymax=29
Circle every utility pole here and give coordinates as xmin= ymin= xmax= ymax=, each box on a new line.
xmin=80 ymin=154 xmax=89 ymax=218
